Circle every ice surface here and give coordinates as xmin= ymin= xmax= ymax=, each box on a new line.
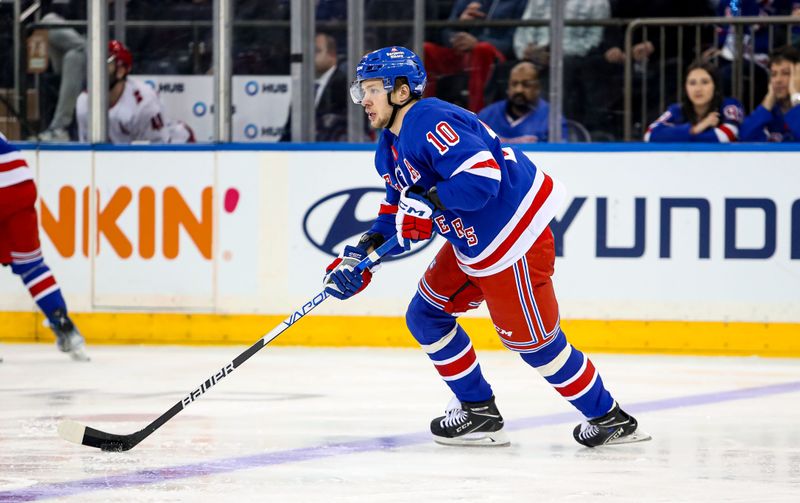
xmin=0 ymin=344 xmax=798 ymax=502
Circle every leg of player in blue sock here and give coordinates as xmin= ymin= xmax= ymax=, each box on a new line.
xmin=9 ymin=255 xmax=90 ymax=361
xmin=481 ymin=229 xmax=648 ymax=447
xmin=406 ymin=295 xmax=492 ymax=403
xmin=1 ymin=178 xmax=89 ymax=361
xmin=406 ymin=243 xmax=508 ymax=446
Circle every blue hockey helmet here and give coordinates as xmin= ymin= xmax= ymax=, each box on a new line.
xmin=350 ymin=46 xmax=427 ymax=104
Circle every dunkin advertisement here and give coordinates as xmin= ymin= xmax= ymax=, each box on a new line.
xmin=1 ymin=146 xmax=799 ymax=325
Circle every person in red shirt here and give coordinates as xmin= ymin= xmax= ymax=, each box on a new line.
xmin=423 ymin=1 xmax=527 ymax=113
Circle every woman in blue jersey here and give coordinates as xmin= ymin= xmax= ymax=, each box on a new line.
xmin=645 ymin=61 xmax=744 ymax=143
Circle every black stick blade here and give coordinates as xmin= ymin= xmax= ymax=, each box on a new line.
xmin=58 ymin=420 xmax=137 ymax=452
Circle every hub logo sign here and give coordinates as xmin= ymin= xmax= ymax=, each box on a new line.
xmin=245 ymin=80 xmax=259 ymax=96
xmin=233 ymin=76 xmax=291 ymax=142
xmin=136 ymin=75 xmax=214 ymax=141
xmin=303 ymin=188 xmax=434 ymax=260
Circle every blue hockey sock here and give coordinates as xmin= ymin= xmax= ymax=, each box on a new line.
xmin=519 ymin=329 xmax=614 ymax=419
xmin=19 ymin=263 xmax=67 ymax=324
xmin=406 ymin=294 xmax=493 ymax=403
xmin=423 ymin=324 xmax=493 ymax=403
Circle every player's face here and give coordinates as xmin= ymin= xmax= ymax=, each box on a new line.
xmin=770 ymin=60 xmax=792 ymax=100
xmin=360 ymin=79 xmax=391 ymax=129
xmin=685 ymin=68 xmax=714 ymax=108
xmin=507 ymin=65 xmax=540 ymax=108
xmin=107 ymin=58 xmax=128 ymax=85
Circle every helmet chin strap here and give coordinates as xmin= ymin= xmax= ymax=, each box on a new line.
xmin=386 ymin=91 xmax=415 ymax=130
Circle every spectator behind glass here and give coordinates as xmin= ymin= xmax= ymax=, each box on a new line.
xmin=740 ymin=46 xmax=800 ymax=142
xmin=591 ymin=0 xmax=715 ymax=140
xmin=715 ymin=0 xmax=799 ymax=64
xmin=315 ymin=0 xmax=347 ymax=60
xmin=645 ymin=61 xmax=744 ymax=142
xmin=34 ymin=5 xmax=87 ymax=142
xmin=365 ymin=0 xmax=453 ymax=52
xmin=280 ymin=32 xmax=349 ymax=142
xmin=707 ymin=0 xmax=799 ymax=112
xmin=76 ymin=40 xmax=195 ymax=144
xmin=126 ymin=0 xmax=214 ymax=75
xmin=513 ymin=0 xmax=608 ymax=66
xmin=477 ymin=61 xmax=566 ymax=143
xmin=512 ymin=0 xmax=609 ymax=132
xmin=233 ymin=0 xmax=291 ymax=74
xmin=424 ymin=0 xmax=527 ymax=113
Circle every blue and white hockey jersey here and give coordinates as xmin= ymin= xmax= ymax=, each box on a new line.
xmin=368 ymin=98 xmax=566 ymax=277
xmin=739 ymin=103 xmax=800 ymax=142
xmin=644 ymin=97 xmax=744 ymax=142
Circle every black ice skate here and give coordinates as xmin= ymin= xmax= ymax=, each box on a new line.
xmin=431 ymin=395 xmax=509 ymax=446
xmin=573 ymin=402 xmax=651 ymax=447
xmin=49 ymin=309 xmax=90 ymax=362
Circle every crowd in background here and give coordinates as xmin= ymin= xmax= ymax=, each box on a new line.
xmin=1 ymin=0 xmax=799 ymax=143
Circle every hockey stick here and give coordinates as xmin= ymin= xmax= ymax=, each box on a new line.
xmin=57 ymin=235 xmax=399 ymax=451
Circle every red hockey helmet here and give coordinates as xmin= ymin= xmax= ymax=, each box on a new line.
xmin=108 ymin=39 xmax=133 ymax=69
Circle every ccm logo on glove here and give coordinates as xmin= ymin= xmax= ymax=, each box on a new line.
xmin=396 ymin=185 xmax=444 ymax=247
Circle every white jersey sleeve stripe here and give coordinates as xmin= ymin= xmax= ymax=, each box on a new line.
xmin=0 ymin=167 xmax=34 ymax=188
xmin=713 ymin=128 xmax=728 ymax=143
xmin=0 ymin=150 xmax=26 ymax=165
xmin=467 ymin=166 xmax=502 ymax=181
xmin=449 ymin=150 xmax=497 ymax=177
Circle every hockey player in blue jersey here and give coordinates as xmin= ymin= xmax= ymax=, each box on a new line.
xmin=740 ymin=46 xmax=800 ymax=142
xmin=0 ymin=133 xmax=89 ymax=361
xmin=322 ymin=46 xmax=650 ymax=448
xmin=645 ymin=61 xmax=744 ymax=143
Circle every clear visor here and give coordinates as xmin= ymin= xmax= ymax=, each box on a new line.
xmin=349 ymin=78 xmax=391 ymax=104
xmin=349 ymin=80 xmax=366 ymax=104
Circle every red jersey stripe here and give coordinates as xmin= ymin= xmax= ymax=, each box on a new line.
xmin=0 ymin=159 xmax=28 ymax=172
xmin=460 ymin=174 xmax=553 ymax=272
xmin=468 ymin=159 xmax=500 ymax=171
xmin=717 ymin=124 xmax=736 ymax=141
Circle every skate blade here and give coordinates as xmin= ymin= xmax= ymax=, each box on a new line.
xmin=69 ymin=346 xmax=91 ymax=362
xmin=433 ymin=429 xmax=510 ymax=447
xmin=605 ymin=428 xmax=652 ymax=446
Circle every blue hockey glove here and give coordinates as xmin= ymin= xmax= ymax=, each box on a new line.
xmin=323 ymin=245 xmax=374 ymax=300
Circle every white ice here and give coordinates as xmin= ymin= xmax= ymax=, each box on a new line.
xmin=0 ymin=343 xmax=799 ymax=502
